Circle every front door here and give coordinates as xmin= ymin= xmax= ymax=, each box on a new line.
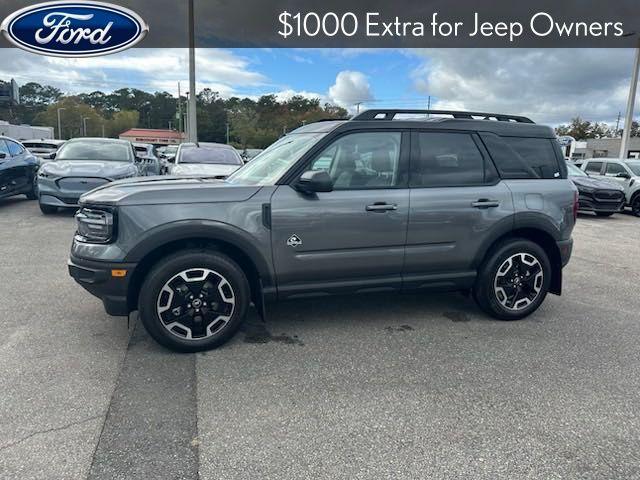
xmin=270 ymin=130 xmax=410 ymax=298
xmin=404 ymin=130 xmax=515 ymax=288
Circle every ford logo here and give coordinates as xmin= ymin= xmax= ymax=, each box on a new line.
xmin=1 ymin=1 xmax=148 ymax=57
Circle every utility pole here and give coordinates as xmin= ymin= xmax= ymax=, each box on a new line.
xmin=620 ymin=37 xmax=640 ymax=159
xmin=56 ymin=107 xmax=65 ymax=140
xmin=187 ymin=0 xmax=198 ymax=142
xmin=226 ymin=122 xmax=230 ymax=144
xmin=177 ymin=81 xmax=183 ymax=136
xmin=101 ymin=123 xmax=105 ymax=138
xmin=82 ymin=117 xmax=88 ymax=136
xmin=354 ymin=102 xmax=362 ymax=113
xmin=427 ymin=96 xmax=431 ymax=118
xmin=615 ymin=111 xmax=621 ymax=136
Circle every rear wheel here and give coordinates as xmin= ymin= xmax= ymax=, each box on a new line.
xmin=39 ymin=203 xmax=57 ymax=214
xmin=595 ymin=211 xmax=614 ymax=217
xmin=138 ymin=250 xmax=250 ymax=352
xmin=474 ymin=239 xmax=551 ymax=320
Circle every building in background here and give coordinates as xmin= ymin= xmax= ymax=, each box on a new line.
xmin=572 ymin=137 xmax=640 ymax=160
xmin=0 ymin=120 xmax=53 ymax=140
xmin=0 ymin=79 xmax=20 ymax=105
xmin=119 ymin=128 xmax=185 ymax=146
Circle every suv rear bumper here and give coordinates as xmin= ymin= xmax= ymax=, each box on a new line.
xmin=557 ymin=238 xmax=573 ymax=268
xmin=68 ymin=255 xmax=136 ymax=316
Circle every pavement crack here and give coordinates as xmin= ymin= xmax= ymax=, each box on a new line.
xmin=0 ymin=414 xmax=102 ymax=452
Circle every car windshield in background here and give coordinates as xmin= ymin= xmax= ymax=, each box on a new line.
xmin=23 ymin=142 xmax=60 ymax=149
xmin=56 ymin=141 xmax=133 ymax=162
xmin=180 ymin=148 xmax=242 ymax=165
xmin=227 ymin=133 xmax=326 ymax=186
xmin=627 ymin=161 xmax=640 ymax=175
xmin=566 ymin=162 xmax=587 ymax=176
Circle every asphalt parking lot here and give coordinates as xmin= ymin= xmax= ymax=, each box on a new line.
xmin=1 ymin=197 xmax=639 ymax=480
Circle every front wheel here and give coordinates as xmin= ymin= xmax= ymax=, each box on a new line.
xmin=632 ymin=195 xmax=640 ymax=217
xmin=138 ymin=250 xmax=250 ymax=352
xmin=474 ymin=239 xmax=551 ymax=320
xmin=25 ymin=176 xmax=38 ymax=200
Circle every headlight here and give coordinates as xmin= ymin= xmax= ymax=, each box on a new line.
xmin=75 ymin=208 xmax=115 ymax=243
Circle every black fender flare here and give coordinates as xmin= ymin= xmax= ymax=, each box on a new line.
xmin=123 ymin=219 xmax=275 ymax=287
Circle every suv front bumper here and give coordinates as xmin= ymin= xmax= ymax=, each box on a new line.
xmin=68 ymin=255 xmax=137 ymax=316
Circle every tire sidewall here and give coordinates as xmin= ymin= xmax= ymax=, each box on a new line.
xmin=477 ymin=239 xmax=551 ymax=320
xmin=139 ymin=251 xmax=250 ymax=352
xmin=632 ymin=195 xmax=640 ymax=217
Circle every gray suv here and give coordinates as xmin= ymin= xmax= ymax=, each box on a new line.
xmin=68 ymin=110 xmax=577 ymax=352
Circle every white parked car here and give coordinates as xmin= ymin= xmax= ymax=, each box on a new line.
xmin=169 ymin=143 xmax=244 ymax=179
xmin=21 ymin=139 xmax=65 ymax=163
xmin=579 ymin=158 xmax=640 ymax=216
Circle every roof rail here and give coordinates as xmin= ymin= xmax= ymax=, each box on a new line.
xmin=352 ymin=109 xmax=534 ymax=124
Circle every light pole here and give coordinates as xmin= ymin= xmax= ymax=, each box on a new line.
xmin=82 ymin=117 xmax=89 ymax=136
xmin=187 ymin=0 xmax=198 ymax=142
xmin=56 ymin=107 xmax=65 ymax=140
xmin=620 ymin=35 xmax=640 ymax=159
xmin=226 ymin=122 xmax=230 ymax=144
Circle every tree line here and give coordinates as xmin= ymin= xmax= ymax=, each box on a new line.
xmin=555 ymin=116 xmax=638 ymax=140
xmin=0 ymin=80 xmax=348 ymax=148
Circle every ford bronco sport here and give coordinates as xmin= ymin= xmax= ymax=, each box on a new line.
xmin=69 ymin=110 xmax=577 ymax=352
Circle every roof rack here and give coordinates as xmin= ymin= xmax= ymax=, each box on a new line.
xmin=352 ymin=109 xmax=534 ymax=124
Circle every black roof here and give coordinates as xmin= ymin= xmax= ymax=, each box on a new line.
xmin=292 ymin=109 xmax=556 ymax=139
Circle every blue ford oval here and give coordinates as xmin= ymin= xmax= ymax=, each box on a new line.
xmin=1 ymin=1 xmax=148 ymax=57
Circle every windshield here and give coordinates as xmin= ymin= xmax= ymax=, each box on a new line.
xmin=56 ymin=141 xmax=133 ymax=162
xmin=627 ymin=161 xmax=640 ymax=176
xmin=178 ymin=147 xmax=242 ymax=165
xmin=566 ymin=162 xmax=587 ymax=177
xmin=227 ymin=133 xmax=325 ymax=185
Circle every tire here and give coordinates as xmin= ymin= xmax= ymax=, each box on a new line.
xmin=595 ymin=212 xmax=614 ymax=217
xmin=138 ymin=249 xmax=250 ymax=352
xmin=25 ymin=176 xmax=38 ymax=200
xmin=473 ymin=238 xmax=551 ymax=321
xmin=632 ymin=195 xmax=640 ymax=217
xmin=39 ymin=203 xmax=57 ymax=214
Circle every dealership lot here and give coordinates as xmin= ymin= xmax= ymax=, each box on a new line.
xmin=1 ymin=197 xmax=639 ymax=479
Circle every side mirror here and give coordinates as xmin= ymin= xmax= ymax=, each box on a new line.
xmin=616 ymin=172 xmax=631 ymax=179
xmin=0 ymin=152 xmax=6 ymax=159
xmin=49 ymin=152 xmax=56 ymax=160
xmin=295 ymin=170 xmax=333 ymax=194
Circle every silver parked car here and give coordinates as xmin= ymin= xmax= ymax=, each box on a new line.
xmin=37 ymin=138 xmax=143 ymax=214
xmin=132 ymin=142 xmax=161 ymax=176
xmin=169 ymin=142 xmax=243 ymax=179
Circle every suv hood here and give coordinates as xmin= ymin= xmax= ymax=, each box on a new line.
xmin=40 ymin=160 xmax=136 ymax=179
xmin=570 ymin=175 xmax=624 ymax=190
xmin=79 ymin=175 xmax=261 ymax=206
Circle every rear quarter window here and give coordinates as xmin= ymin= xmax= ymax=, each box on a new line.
xmin=479 ymin=133 xmax=564 ymax=179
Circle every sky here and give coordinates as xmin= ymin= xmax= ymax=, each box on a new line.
xmin=0 ymin=47 xmax=637 ymax=126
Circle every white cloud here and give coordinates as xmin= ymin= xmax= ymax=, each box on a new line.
xmin=0 ymin=48 xmax=267 ymax=97
xmin=328 ymin=70 xmax=374 ymax=112
xmin=408 ymin=49 xmax=637 ymax=125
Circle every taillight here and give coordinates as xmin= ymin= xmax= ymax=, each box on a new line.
xmin=573 ymin=191 xmax=579 ymax=221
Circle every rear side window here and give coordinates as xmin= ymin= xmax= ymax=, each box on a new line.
xmin=585 ymin=161 xmax=603 ymax=175
xmin=410 ymin=132 xmax=495 ymax=187
xmin=503 ymin=137 xmax=561 ymax=179
xmin=480 ymin=133 xmax=562 ymax=179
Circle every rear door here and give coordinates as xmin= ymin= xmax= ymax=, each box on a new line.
xmin=404 ymin=130 xmax=514 ymax=288
xmin=270 ymin=130 xmax=410 ymax=297
xmin=583 ymin=160 xmax=605 ymax=178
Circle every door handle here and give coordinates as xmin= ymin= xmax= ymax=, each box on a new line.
xmin=366 ymin=202 xmax=398 ymax=212
xmin=471 ymin=199 xmax=500 ymax=208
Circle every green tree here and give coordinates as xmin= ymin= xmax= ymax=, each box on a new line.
xmin=34 ymin=97 xmax=105 ymax=139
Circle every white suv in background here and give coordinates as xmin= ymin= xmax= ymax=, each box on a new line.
xmin=579 ymin=158 xmax=640 ymax=216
